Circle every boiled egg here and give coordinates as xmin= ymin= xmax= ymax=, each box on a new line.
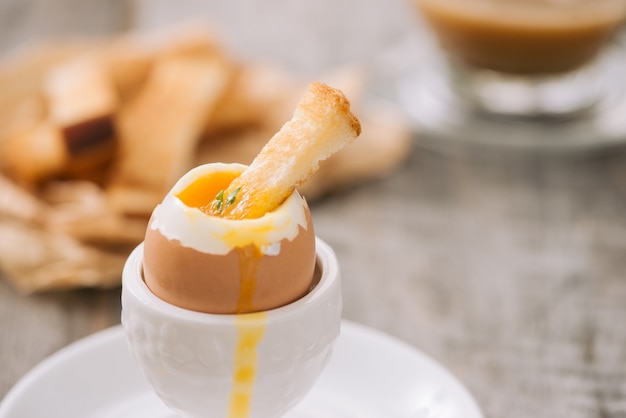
xmin=142 ymin=162 xmax=316 ymax=314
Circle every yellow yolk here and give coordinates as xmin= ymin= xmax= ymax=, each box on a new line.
xmin=236 ymin=245 xmax=263 ymax=314
xmin=175 ymin=170 xmax=269 ymax=313
xmin=176 ymin=170 xmax=239 ymax=214
xmin=228 ymin=313 xmax=267 ymax=418
xmin=175 ymin=170 xmax=269 ymax=418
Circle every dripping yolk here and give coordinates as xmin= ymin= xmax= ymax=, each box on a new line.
xmin=228 ymin=313 xmax=267 ymax=418
xmin=177 ymin=171 xmax=270 ymax=418
xmin=175 ymin=169 xmax=277 ymax=313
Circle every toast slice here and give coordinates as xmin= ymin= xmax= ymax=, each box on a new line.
xmin=214 ymin=82 xmax=361 ymax=219
xmin=108 ymin=55 xmax=233 ymax=215
xmin=44 ymin=54 xmax=117 ymax=156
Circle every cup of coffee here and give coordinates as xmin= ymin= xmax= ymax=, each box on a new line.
xmin=400 ymin=0 xmax=626 ymax=150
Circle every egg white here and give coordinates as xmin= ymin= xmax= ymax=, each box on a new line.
xmin=148 ymin=163 xmax=309 ymax=255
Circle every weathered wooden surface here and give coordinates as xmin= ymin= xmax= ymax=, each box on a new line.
xmin=2 ymin=1 xmax=626 ymax=417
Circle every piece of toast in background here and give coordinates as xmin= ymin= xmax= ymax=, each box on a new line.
xmin=107 ymin=54 xmax=234 ymax=216
xmin=0 ymin=25 xmax=412 ymax=293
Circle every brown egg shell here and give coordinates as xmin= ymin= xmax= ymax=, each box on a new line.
xmin=142 ymin=209 xmax=316 ymax=314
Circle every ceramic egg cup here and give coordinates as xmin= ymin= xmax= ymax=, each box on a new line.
xmin=122 ymin=237 xmax=342 ymax=418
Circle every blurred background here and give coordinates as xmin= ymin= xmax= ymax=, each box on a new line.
xmin=2 ymin=1 xmax=626 ymax=417
xmin=0 ymin=0 xmax=425 ymax=89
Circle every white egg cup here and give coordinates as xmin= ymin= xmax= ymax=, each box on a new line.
xmin=121 ymin=237 xmax=342 ymax=418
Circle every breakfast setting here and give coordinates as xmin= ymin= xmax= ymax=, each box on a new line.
xmin=2 ymin=1 xmax=626 ymax=417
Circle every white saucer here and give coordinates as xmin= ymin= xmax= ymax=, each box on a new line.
xmin=0 ymin=320 xmax=483 ymax=418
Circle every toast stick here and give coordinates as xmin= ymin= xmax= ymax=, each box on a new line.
xmin=213 ymin=82 xmax=361 ymax=219
xmin=108 ymin=54 xmax=233 ymax=215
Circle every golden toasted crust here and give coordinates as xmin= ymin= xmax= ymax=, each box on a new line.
xmin=107 ymin=55 xmax=233 ymax=215
xmin=217 ymin=82 xmax=361 ymax=219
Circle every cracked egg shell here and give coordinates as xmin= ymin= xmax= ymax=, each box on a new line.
xmin=142 ymin=163 xmax=316 ymax=314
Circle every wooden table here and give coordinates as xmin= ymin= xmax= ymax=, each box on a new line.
xmin=3 ymin=1 xmax=626 ymax=417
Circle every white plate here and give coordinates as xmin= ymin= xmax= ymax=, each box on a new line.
xmin=0 ymin=320 xmax=483 ymax=418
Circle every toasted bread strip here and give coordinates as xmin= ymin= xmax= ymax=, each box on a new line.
xmin=4 ymin=122 xmax=67 ymax=183
xmin=0 ymin=40 xmax=96 ymax=112
xmin=102 ymin=25 xmax=222 ymax=101
xmin=108 ymin=55 xmax=233 ymax=215
xmin=44 ymin=54 xmax=117 ymax=157
xmin=217 ymin=82 xmax=361 ymax=219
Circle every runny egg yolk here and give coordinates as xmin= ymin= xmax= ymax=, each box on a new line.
xmin=176 ymin=170 xmax=239 ymax=214
xmin=175 ymin=170 xmax=269 ymax=418
xmin=228 ymin=313 xmax=266 ymax=418
xmin=175 ymin=170 xmax=268 ymax=313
